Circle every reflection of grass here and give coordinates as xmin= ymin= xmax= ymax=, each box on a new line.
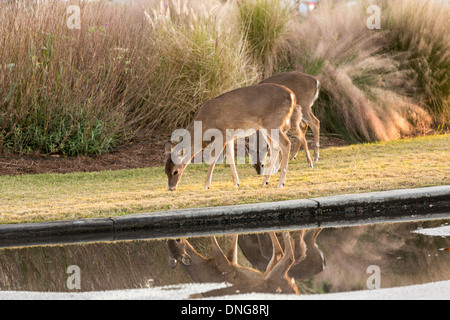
xmin=0 ymin=240 xmax=190 ymax=291
xmin=0 ymin=134 xmax=448 ymax=225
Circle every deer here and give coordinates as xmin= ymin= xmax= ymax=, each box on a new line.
xmin=238 ymin=229 xmax=325 ymax=280
xmin=167 ymin=232 xmax=299 ymax=297
xmin=164 ymin=83 xmax=297 ymax=191
xmin=251 ymin=72 xmax=321 ymax=175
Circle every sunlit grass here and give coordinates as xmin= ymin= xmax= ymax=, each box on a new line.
xmin=0 ymin=134 xmax=448 ymax=225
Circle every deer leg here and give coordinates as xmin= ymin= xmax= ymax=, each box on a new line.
xmin=261 ymin=135 xmax=280 ymax=187
xmin=263 ymin=142 xmax=280 ymax=186
xmin=226 ymin=234 xmax=239 ymax=265
xmin=271 ymin=150 xmax=281 ymax=174
xmin=204 ymin=163 xmax=216 ymax=190
xmin=281 ymin=232 xmax=295 ymax=272
xmin=291 ymin=120 xmax=309 ymax=160
xmin=292 ymin=229 xmax=307 ymax=265
xmin=289 ymin=106 xmax=304 ymax=161
xmin=265 ymin=232 xmax=295 ymax=281
xmin=264 ymin=233 xmax=284 ymax=278
xmin=290 ymin=137 xmax=301 ymax=161
xmin=204 ymin=143 xmax=226 ymax=190
xmin=264 ymin=135 xmax=280 ymax=175
xmin=292 ymin=124 xmax=313 ymax=168
xmin=277 ymin=132 xmax=291 ymax=188
xmin=226 ymin=141 xmax=240 ymax=187
xmin=309 ymin=113 xmax=320 ymax=162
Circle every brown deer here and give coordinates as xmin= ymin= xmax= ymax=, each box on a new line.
xmin=167 ymin=232 xmax=299 ymax=297
xmin=252 ymin=72 xmax=321 ymax=174
xmin=238 ymin=229 xmax=325 ymax=280
xmin=164 ymin=83 xmax=297 ymax=191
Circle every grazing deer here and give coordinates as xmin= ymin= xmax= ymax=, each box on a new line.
xmin=164 ymin=83 xmax=297 ymax=191
xmin=238 ymin=229 xmax=325 ymax=280
xmin=252 ymin=72 xmax=321 ymax=174
xmin=167 ymin=232 xmax=299 ymax=297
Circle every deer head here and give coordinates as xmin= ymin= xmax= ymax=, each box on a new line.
xmin=164 ymin=141 xmax=188 ymax=192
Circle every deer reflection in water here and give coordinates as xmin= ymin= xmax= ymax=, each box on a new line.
xmin=239 ymin=229 xmax=325 ymax=280
xmin=167 ymin=232 xmax=298 ymax=297
xmin=167 ymin=230 xmax=325 ymax=297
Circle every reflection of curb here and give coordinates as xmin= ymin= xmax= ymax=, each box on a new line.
xmin=0 ymin=186 xmax=449 ymax=248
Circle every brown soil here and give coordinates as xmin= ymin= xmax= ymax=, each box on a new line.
xmin=0 ymin=135 xmax=349 ymax=176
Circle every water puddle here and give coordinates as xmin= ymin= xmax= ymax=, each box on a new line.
xmin=0 ymin=219 xmax=449 ymax=298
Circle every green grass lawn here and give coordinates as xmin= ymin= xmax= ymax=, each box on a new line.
xmin=0 ymin=134 xmax=449 ymax=225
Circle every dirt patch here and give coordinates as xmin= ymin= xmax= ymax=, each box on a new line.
xmin=0 ymin=141 xmax=163 ymax=176
xmin=0 ymin=135 xmax=349 ymax=176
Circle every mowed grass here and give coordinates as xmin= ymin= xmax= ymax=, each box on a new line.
xmin=0 ymin=134 xmax=449 ymax=225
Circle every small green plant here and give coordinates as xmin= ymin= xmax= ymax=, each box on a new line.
xmin=1 ymin=110 xmax=119 ymax=156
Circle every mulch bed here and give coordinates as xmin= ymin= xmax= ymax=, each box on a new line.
xmin=0 ymin=136 xmax=350 ymax=176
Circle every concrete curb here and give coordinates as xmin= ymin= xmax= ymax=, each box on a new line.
xmin=311 ymin=185 xmax=450 ymax=225
xmin=0 ymin=186 xmax=449 ymax=247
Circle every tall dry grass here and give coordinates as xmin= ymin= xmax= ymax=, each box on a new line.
xmin=380 ymin=0 xmax=450 ymax=124
xmin=290 ymin=0 xmax=439 ymax=142
xmin=237 ymin=0 xmax=296 ymax=77
xmin=0 ymin=1 xmax=149 ymax=155
xmin=0 ymin=0 xmax=257 ymax=155
xmin=0 ymin=0 xmax=447 ymax=156
xmin=130 ymin=0 xmax=258 ymax=136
